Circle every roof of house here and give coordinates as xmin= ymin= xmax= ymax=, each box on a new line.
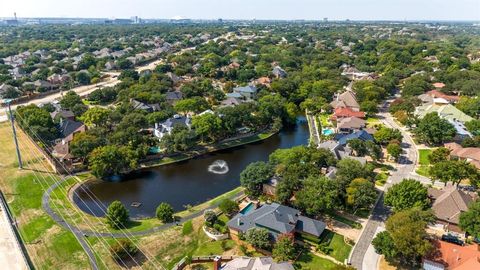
xmin=227 ymin=203 xmax=326 ymax=238
xmin=426 ymin=241 xmax=480 ymax=270
xmin=59 ymin=119 xmax=85 ymax=139
xmin=335 ymin=130 xmax=374 ymax=146
xmin=330 ymin=90 xmax=360 ymax=110
xmin=221 ymin=257 xmax=294 ymax=270
xmin=433 ymin=82 xmax=446 ymax=89
xmin=331 ymin=107 xmax=365 ymax=121
xmin=161 ymin=115 xmax=191 ymax=129
xmin=428 ymin=185 xmax=477 ymax=224
xmin=415 ymin=104 xmax=473 ymax=123
xmin=272 ymin=66 xmax=287 ymax=77
xmin=221 ymin=97 xmax=241 ymax=107
xmin=50 ymin=110 xmax=75 ymax=120
xmin=233 ymin=85 xmax=258 ymax=94
xmin=226 ymin=92 xmax=243 ymax=99
xmin=424 ymin=90 xmax=460 ymax=103
xmin=336 ymin=116 xmax=366 ymax=130
xmin=445 ymin=143 xmax=480 ymax=169
xmin=165 ymin=91 xmax=183 ymax=101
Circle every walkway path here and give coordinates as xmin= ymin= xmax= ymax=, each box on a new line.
xmin=306 ymin=112 xmax=320 ymax=146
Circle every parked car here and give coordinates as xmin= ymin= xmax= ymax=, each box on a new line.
xmin=442 ymin=234 xmax=464 ymax=246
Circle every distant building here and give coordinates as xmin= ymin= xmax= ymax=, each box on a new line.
xmin=330 ymin=90 xmax=361 ymax=112
xmin=232 ymin=85 xmax=258 ymax=100
xmin=272 ymin=66 xmax=287 ymax=78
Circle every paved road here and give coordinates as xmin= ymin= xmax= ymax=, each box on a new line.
xmin=349 ymin=109 xmax=420 ymax=269
xmin=0 ymin=195 xmax=29 ymax=270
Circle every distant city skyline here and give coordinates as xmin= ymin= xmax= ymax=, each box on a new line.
xmin=1 ymin=0 xmax=479 ymax=21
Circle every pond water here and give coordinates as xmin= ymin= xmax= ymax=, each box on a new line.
xmin=72 ymin=117 xmax=309 ymax=218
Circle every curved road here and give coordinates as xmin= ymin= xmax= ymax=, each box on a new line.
xmin=349 ymin=109 xmax=430 ymax=269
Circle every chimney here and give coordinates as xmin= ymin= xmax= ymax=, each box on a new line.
xmin=213 ymin=256 xmax=221 ymax=270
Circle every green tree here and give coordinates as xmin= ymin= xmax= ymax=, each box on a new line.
xmin=159 ymin=126 xmax=196 ymax=153
xmin=70 ymin=132 xmax=103 ymax=161
xmin=174 ymin=97 xmax=209 ymax=114
xmin=106 ymin=201 xmax=129 ymax=229
xmin=191 ymin=113 xmax=222 ymax=142
xmin=218 ymin=199 xmax=239 ymax=216
xmin=272 ymin=234 xmax=296 ymax=261
xmin=372 ymin=231 xmax=397 ymax=260
xmin=348 ymin=139 xmax=368 ymax=156
xmin=60 ymin=91 xmax=83 ymax=111
xmin=335 ymin=158 xmax=372 ymax=193
xmin=15 ymin=104 xmax=58 ymax=141
xmin=384 ymin=179 xmax=430 ymax=212
xmin=386 ymin=143 xmax=402 ymax=161
xmin=459 ymin=200 xmax=480 ymax=238
xmin=374 ymin=127 xmax=402 ymax=145
xmin=203 ymin=210 xmax=217 ymax=227
xmin=346 ymin=178 xmax=377 ymax=212
xmin=109 ymin=239 xmax=138 ymax=261
xmin=360 ymin=100 xmax=378 ymax=116
xmin=88 ymin=145 xmax=138 ymax=178
xmin=245 ymin=228 xmax=271 ymax=250
xmin=295 ymin=177 xmax=339 ymax=216
xmin=465 ymin=119 xmax=480 ymax=136
xmin=429 ymin=159 xmax=480 ymax=186
xmin=80 ymin=107 xmax=110 ymax=128
xmin=428 ymin=147 xmax=451 ymax=164
xmin=239 ymin=161 xmax=273 ymax=197
xmin=156 ymin=202 xmax=174 ymax=223
xmin=415 ymin=113 xmax=456 ymax=146
xmin=76 ymin=71 xmax=91 ymax=85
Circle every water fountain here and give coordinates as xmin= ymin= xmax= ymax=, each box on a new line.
xmin=207 ymin=160 xmax=229 ymax=174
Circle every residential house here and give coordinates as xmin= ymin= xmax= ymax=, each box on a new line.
xmin=104 ymin=61 xmax=116 ymax=71
xmin=47 ymin=74 xmax=71 ymax=86
xmin=0 ymin=84 xmax=20 ymax=98
xmin=334 ymin=130 xmax=374 ymax=146
xmin=227 ymin=203 xmax=326 ymax=242
xmin=336 ymin=116 xmax=366 ymax=134
xmin=414 ymin=104 xmax=474 ymax=139
xmin=52 ymin=119 xmax=86 ymax=163
xmin=423 ymin=241 xmax=480 ymax=270
xmin=219 ymin=256 xmax=294 ymax=270
xmin=272 ymin=66 xmax=287 ymax=78
xmin=433 ymin=82 xmax=446 ymax=89
xmin=165 ymin=91 xmax=183 ymax=104
xmin=153 ymin=114 xmax=191 ymax=139
xmin=341 ymin=66 xmax=376 ymax=81
xmin=444 ymin=143 xmax=480 ymax=170
xmin=428 ymin=185 xmax=477 ymax=232
xmin=130 ymin=99 xmax=161 ymax=113
xmin=166 ymin=72 xmax=184 ymax=85
xmin=233 ymin=85 xmax=258 ymax=100
xmin=50 ymin=109 xmax=75 ymax=121
xmin=254 ymin=76 xmax=271 ymax=87
xmin=331 ymin=107 xmax=366 ymax=121
xmin=418 ymin=90 xmax=460 ymax=105
xmin=330 ymin=90 xmax=361 ymax=112
xmin=318 ymin=139 xmax=368 ymax=164
xmin=24 ymin=80 xmax=55 ymax=91
xmin=220 ymin=97 xmax=242 ymax=107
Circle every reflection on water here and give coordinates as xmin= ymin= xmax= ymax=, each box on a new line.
xmin=73 ymin=117 xmax=309 ymax=218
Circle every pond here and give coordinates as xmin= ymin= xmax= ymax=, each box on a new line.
xmin=72 ymin=116 xmax=309 ymax=218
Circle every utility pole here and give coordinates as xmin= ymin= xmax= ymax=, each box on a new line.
xmin=5 ymin=100 xmax=22 ymax=169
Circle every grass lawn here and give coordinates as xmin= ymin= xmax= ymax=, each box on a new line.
xmin=418 ymin=149 xmax=433 ymax=165
xmin=328 ymin=212 xmax=362 ymax=229
xmin=366 ymin=117 xmax=381 ymax=127
xmin=318 ymin=230 xmax=353 ymax=262
xmin=375 ymin=171 xmax=389 ymax=186
xmin=319 ymin=114 xmax=332 ymax=127
xmin=294 ymin=251 xmax=339 ymax=269
xmin=416 ymin=165 xmax=431 ymax=177
xmin=0 ymin=122 xmax=90 ymax=269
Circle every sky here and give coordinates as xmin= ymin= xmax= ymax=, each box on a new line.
xmin=1 ymin=0 xmax=479 ymax=21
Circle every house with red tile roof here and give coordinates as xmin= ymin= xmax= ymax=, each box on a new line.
xmin=419 ymin=90 xmax=460 ymax=104
xmin=444 ymin=142 xmax=480 ymax=170
xmin=330 ymin=107 xmax=365 ymax=121
xmin=433 ymin=82 xmax=446 ymax=89
xmin=423 ymin=241 xmax=480 ymax=270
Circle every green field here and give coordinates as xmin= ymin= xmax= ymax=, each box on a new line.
xmin=318 ymin=230 xmax=353 ymax=262
xmin=418 ymin=149 xmax=433 ymax=165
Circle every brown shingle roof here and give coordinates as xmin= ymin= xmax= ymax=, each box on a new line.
xmin=428 ymin=186 xmax=476 ymax=224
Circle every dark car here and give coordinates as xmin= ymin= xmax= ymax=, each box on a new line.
xmin=441 ymin=234 xmax=464 ymax=246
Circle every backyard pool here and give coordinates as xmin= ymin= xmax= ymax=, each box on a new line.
xmin=322 ymin=128 xmax=335 ymax=136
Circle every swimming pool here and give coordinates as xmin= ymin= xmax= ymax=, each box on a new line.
xmin=322 ymin=128 xmax=335 ymax=136
xmin=239 ymin=202 xmax=255 ymax=215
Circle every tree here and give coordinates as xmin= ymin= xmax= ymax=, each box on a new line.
xmin=76 ymin=71 xmax=91 ymax=85
xmin=384 ymin=179 xmax=430 ymax=212
xmin=428 ymin=147 xmax=450 ymax=164
xmin=174 ymin=97 xmax=209 ymax=114
xmin=346 ymin=178 xmax=377 ymax=212
xmin=415 ymin=113 xmax=456 ymax=146
xmin=372 ymin=231 xmax=397 ymax=260
xmin=245 ymin=228 xmax=271 ymax=250
xmin=360 ymin=100 xmax=378 ymax=116
xmin=295 ymin=177 xmax=339 ymax=216
xmin=156 ymin=202 xmax=174 ymax=223
xmin=374 ymin=127 xmax=402 ymax=145
xmin=109 ymin=239 xmax=138 ymax=261
xmin=240 ymin=161 xmax=273 ymax=197
xmin=335 ymin=158 xmax=372 ymax=193
xmin=60 ymin=91 xmax=83 ymax=111
xmin=465 ymin=119 xmax=480 ymax=136
xmin=88 ymin=145 xmax=138 ymax=178
xmin=191 ymin=113 xmax=222 ymax=142
xmin=106 ymin=201 xmax=129 ymax=229
xmin=272 ymin=234 xmax=296 ymax=261
xmin=393 ymin=110 xmax=409 ymax=125
xmin=459 ymin=200 xmax=480 ymax=238
xmin=80 ymin=107 xmax=110 ymax=127
xmin=386 ymin=143 xmax=402 ymax=161
xmin=429 ymin=159 xmax=480 ymax=186
xmin=203 ymin=210 xmax=217 ymax=227
xmin=70 ymin=132 xmax=103 ymax=160
xmin=348 ymin=139 xmax=368 ymax=156
xmin=15 ymin=104 xmax=58 ymax=141
xmin=160 ymin=126 xmax=196 ymax=153
xmin=116 ymin=58 xmax=133 ymax=70
xmin=218 ymin=199 xmax=239 ymax=216
xmin=381 ymin=208 xmax=434 ymax=266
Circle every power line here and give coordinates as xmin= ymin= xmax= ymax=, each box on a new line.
xmin=14 ymin=112 xmax=166 ymax=269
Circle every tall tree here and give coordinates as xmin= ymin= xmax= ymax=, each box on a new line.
xmin=384 ymin=179 xmax=430 ymax=212
xmin=346 ymin=178 xmax=377 ymax=212
xmin=295 ymin=177 xmax=339 ymax=216
xmin=106 ymin=201 xmax=129 ymax=229
xmin=459 ymin=200 xmax=480 ymax=238
xmin=240 ymin=161 xmax=273 ymax=197
xmin=415 ymin=113 xmax=456 ymax=146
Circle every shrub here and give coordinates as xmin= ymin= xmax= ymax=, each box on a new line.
xmin=156 ymin=202 xmax=174 ymax=223
xmin=106 ymin=201 xmax=129 ymax=229
xmin=109 ymin=239 xmax=138 ymax=261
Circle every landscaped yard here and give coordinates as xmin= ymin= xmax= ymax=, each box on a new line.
xmin=418 ymin=149 xmax=433 ymax=165
xmin=318 ymin=230 xmax=353 ymax=262
xmin=294 ymin=252 xmax=339 ymax=269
